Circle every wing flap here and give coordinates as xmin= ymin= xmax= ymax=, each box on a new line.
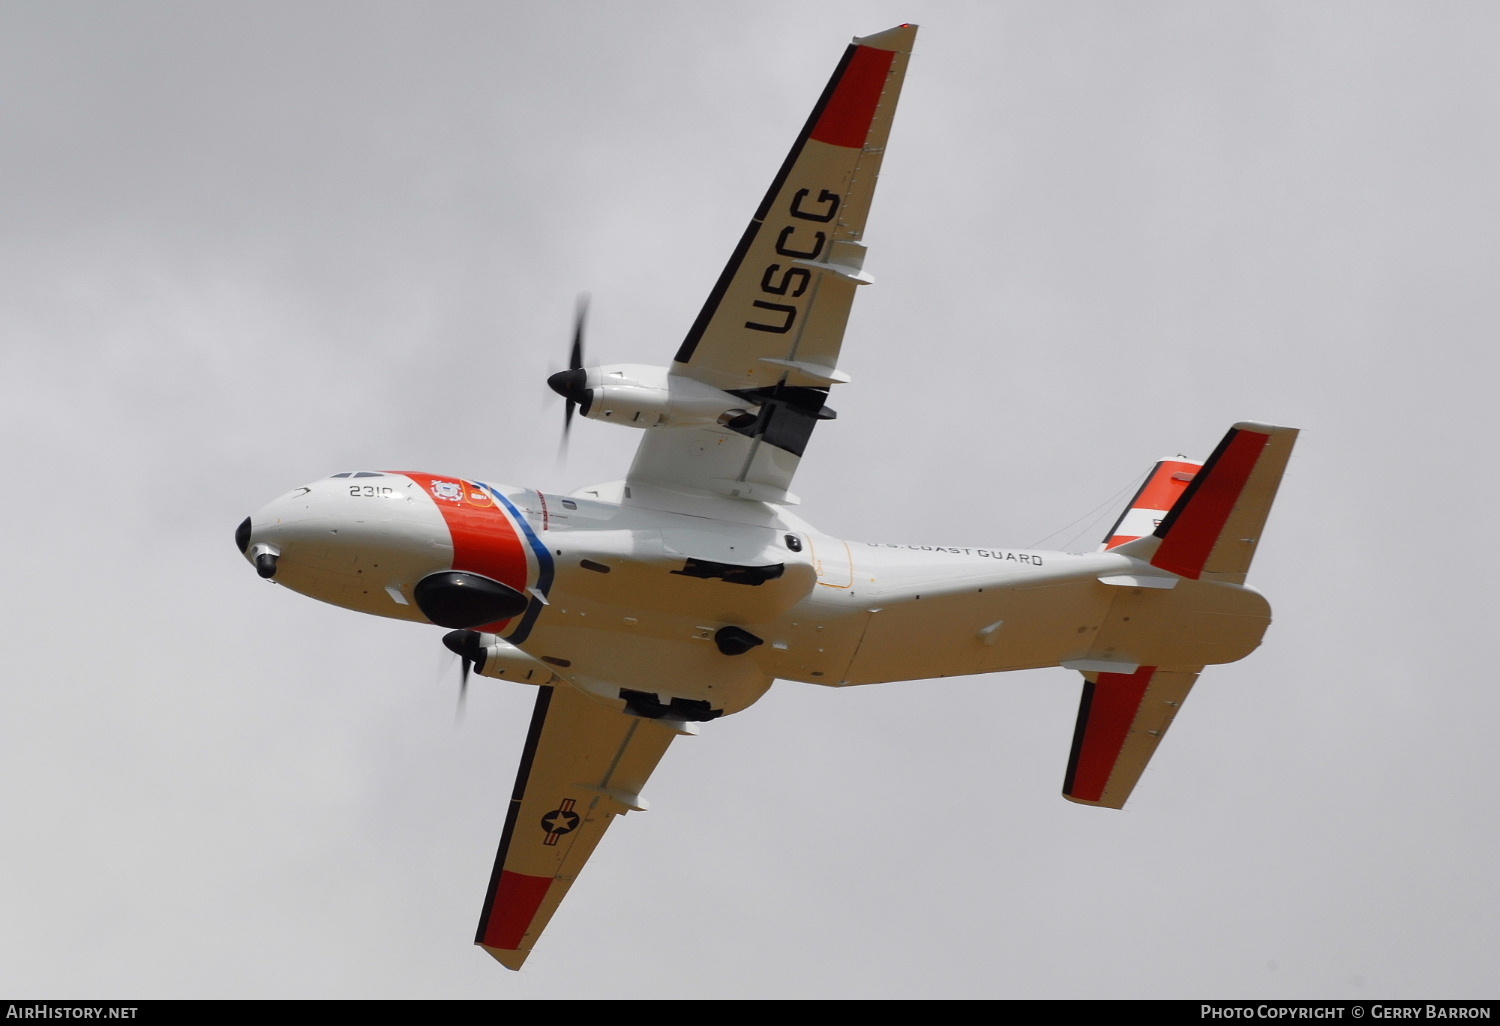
xmin=1062 ymin=666 xmax=1201 ymax=809
xmin=476 ymin=685 xmax=679 ymax=969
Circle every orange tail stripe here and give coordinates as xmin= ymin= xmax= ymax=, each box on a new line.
xmin=1102 ymin=458 xmax=1200 ymax=549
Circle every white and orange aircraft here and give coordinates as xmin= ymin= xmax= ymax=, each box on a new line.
xmin=237 ymin=24 xmax=1296 ymax=970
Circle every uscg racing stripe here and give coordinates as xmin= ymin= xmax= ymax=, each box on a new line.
xmin=485 ymin=485 xmax=554 ymax=646
xmin=397 ymin=473 xmax=551 ymax=636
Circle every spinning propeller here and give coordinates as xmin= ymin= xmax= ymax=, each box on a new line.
xmin=547 ymin=295 xmax=591 ymax=459
xmin=442 ymin=629 xmax=487 ymax=718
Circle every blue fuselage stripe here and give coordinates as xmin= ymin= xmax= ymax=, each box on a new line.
xmin=486 ymin=485 xmax=552 ymax=645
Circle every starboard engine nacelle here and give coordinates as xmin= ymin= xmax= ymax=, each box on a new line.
xmin=548 ymin=363 xmax=757 ymax=430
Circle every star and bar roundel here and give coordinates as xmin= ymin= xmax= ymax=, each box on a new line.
xmin=541 ymin=799 xmax=580 ymax=846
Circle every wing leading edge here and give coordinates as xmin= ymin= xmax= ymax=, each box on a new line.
xmin=476 ymin=684 xmax=681 ymax=970
xmin=627 ymin=24 xmax=917 ymax=506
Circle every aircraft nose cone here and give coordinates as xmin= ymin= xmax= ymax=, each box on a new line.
xmin=236 ymin=514 xmax=278 ymax=578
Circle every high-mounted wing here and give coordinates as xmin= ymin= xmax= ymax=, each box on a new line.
xmin=476 ymin=684 xmax=682 ymax=969
xmin=627 ymin=24 xmax=917 ymax=505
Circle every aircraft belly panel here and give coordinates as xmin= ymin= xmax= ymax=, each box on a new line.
xmin=756 ymin=602 xmax=871 ymax=685
xmin=1087 ymin=578 xmax=1272 ymax=668
xmin=545 ymin=524 xmax=816 ymax=624
xmin=521 ymin=619 xmax=774 ymax=716
xmin=841 ymin=580 xmax=1115 ymax=685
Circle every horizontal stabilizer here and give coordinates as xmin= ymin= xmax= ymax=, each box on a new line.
xmin=1115 ymin=422 xmax=1298 ymax=585
xmin=1063 ymin=666 xmax=1201 ymax=809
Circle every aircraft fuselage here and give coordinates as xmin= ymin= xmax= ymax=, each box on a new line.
xmin=241 ymin=470 xmax=1272 ymax=719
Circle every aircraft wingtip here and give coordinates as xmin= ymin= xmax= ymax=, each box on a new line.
xmin=479 ymin=943 xmax=530 ymax=971
xmin=856 ymin=24 xmax=918 ymax=52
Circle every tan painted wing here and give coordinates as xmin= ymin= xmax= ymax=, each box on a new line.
xmin=475 ymin=684 xmax=680 ymax=969
xmin=627 ymin=24 xmax=917 ymax=505
xmin=1062 ymin=667 xmax=1203 ymax=809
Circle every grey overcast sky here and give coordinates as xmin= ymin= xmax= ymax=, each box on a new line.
xmin=1 ymin=0 xmax=1494 ymax=999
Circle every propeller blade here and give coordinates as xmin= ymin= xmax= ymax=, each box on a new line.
xmin=570 ymin=294 xmax=586 ymax=371
xmin=442 ymin=629 xmax=486 ymax=721
xmin=549 ymin=294 xmax=589 ymax=461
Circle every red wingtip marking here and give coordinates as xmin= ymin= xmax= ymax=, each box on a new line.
xmin=481 ymin=870 xmax=553 ymax=950
xmin=1068 ymin=667 xmax=1156 ymax=802
xmin=1151 ymin=431 xmax=1270 ymax=579
xmin=811 ymin=45 xmax=896 ymax=149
